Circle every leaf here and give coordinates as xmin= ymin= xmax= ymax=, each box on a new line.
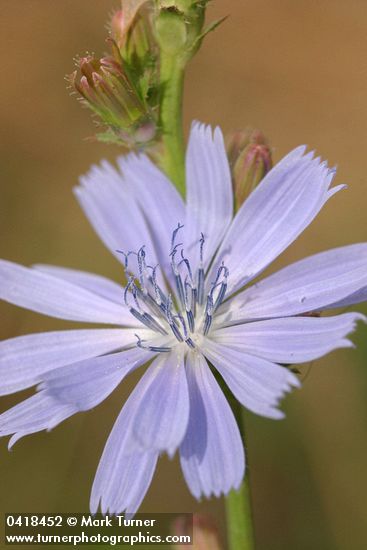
xmin=195 ymin=14 xmax=229 ymax=43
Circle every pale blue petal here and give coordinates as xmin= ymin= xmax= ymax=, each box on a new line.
xmin=75 ymin=161 xmax=163 ymax=285
xmin=92 ymin=350 xmax=188 ymax=458
xmin=0 ymin=328 xmax=149 ymax=396
xmin=90 ymin=383 xmax=159 ymax=515
xmin=212 ymin=313 xmax=365 ymax=364
xmin=131 ymin=350 xmax=189 ymax=457
xmin=33 ymin=264 xmax=125 ymax=305
xmin=118 ymin=154 xmax=185 ymax=284
xmin=0 ymin=348 xmax=149 ymax=447
xmin=0 ymin=260 xmax=130 ymax=325
xmin=41 ymin=346 xmax=149 ymax=393
xmin=183 ymin=122 xmax=233 ymax=273
xmin=105 ymin=452 xmax=158 ymax=515
xmin=325 ymin=287 xmax=367 ymax=309
xmin=203 ymin=340 xmax=300 ymax=419
xmin=179 ymin=352 xmax=244 ymax=499
xmin=218 ymin=243 xmax=367 ymax=324
xmin=208 ymin=149 xmax=344 ymax=296
xmin=1 ymin=393 xmax=75 ymax=449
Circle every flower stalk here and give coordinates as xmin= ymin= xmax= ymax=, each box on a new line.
xmin=222 ymin=392 xmax=255 ymax=550
xmin=211 ymin=372 xmax=256 ymax=550
xmin=158 ymin=52 xmax=186 ymax=194
xmin=225 ymin=477 xmax=255 ymax=550
xmin=154 ymin=1 xmax=207 ymax=194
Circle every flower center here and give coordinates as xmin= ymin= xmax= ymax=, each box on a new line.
xmin=120 ymin=223 xmax=229 ymax=353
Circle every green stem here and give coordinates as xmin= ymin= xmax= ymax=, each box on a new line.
xmin=225 ymin=406 xmax=256 ymax=550
xmin=158 ymin=53 xmax=186 ymax=195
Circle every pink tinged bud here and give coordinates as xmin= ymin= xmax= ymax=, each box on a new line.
xmin=79 ymin=56 xmax=100 ymax=83
xmin=111 ymin=10 xmax=126 ymax=47
xmin=90 ymin=72 xmax=125 ymax=117
xmin=74 ymin=76 xmax=104 ymax=111
xmin=100 ymin=56 xmax=124 ymax=78
xmin=225 ymin=128 xmax=260 ymax=165
xmin=171 ymin=514 xmax=222 ymax=550
xmin=227 ymin=129 xmax=272 ymax=209
xmin=92 ymin=71 xmax=109 ymax=90
xmin=110 ymin=1 xmax=149 ymax=48
xmin=91 ymin=72 xmax=113 ymax=102
xmin=78 ymin=75 xmax=93 ymax=98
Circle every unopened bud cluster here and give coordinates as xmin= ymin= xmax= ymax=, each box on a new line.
xmin=68 ymin=0 xmax=213 ymax=151
xmin=68 ymin=1 xmax=159 ymax=147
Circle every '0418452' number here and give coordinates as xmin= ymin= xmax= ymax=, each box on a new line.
xmin=6 ymin=515 xmax=63 ymax=527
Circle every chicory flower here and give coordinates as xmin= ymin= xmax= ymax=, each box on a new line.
xmin=0 ymin=122 xmax=366 ymax=514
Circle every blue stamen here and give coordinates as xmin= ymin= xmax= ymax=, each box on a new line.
xmin=129 ymin=307 xmax=148 ymax=325
xmin=170 ymin=321 xmax=184 ymax=342
xmin=148 ymin=265 xmax=163 ymax=306
xmin=199 ymin=232 xmax=205 ymax=263
xmin=169 ymin=244 xmax=182 ymax=272
xmin=177 ymin=312 xmax=188 ymax=338
xmin=177 ymin=312 xmax=196 ymax=349
xmin=117 ymin=249 xmax=137 ymax=269
xmin=131 ymin=284 xmax=142 ymax=312
xmin=210 ymin=263 xmax=229 ymax=311
xmin=166 ymin=295 xmax=184 ymax=342
xmin=135 ymin=334 xmax=171 ymax=353
xmin=184 ymin=278 xmax=195 ymax=332
xmin=203 ymin=294 xmax=214 ymax=335
xmin=179 ymin=249 xmax=194 ymax=283
xmin=116 ymin=249 xmax=130 ymax=269
xmin=141 ymin=290 xmax=165 ymax=319
xmin=130 ymin=309 xmax=167 ymax=334
xmin=213 ymin=282 xmax=227 ymax=311
xmin=169 ymin=246 xmax=186 ymax=307
xmin=175 ymin=274 xmax=186 ymax=308
xmin=137 ymin=246 xmax=148 ymax=294
xmin=197 ymin=268 xmax=205 ymax=305
xmin=191 ymin=287 xmax=197 ymax=317
xmin=147 ymin=266 xmax=167 ymax=315
xmin=123 ymin=277 xmax=134 ymax=307
xmin=196 ymin=233 xmax=206 ymax=305
xmin=141 ymin=312 xmax=168 ymax=335
xmin=186 ymin=310 xmax=195 ymax=332
xmin=128 ymin=282 xmax=168 ymax=332
xmin=211 ymin=262 xmax=228 ymax=285
xmin=171 ymin=222 xmax=184 ymax=250
xmin=185 ymin=337 xmax=196 ymax=349
xmin=184 ymin=278 xmax=192 ymax=310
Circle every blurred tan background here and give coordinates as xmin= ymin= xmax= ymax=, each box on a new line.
xmin=1 ymin=1 xmax=367 ymax=549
